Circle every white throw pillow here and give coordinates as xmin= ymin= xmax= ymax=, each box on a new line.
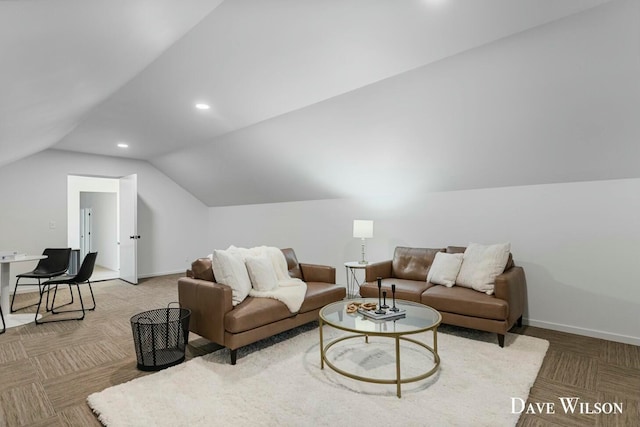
xmin=456 ymin=242 xmax=511 ymax=295
xmin=427 ymin=252 xmax=464 ymax=287
xmin=245 ymin=255 xmax=279 ymax=292
xmin=211 ymin=249 xmax=252 ymax=306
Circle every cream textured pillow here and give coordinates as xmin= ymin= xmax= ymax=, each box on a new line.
xmin=456 ymin=242 xmax=511 ymax=295
xmin=427 ymin=252 xmax=464 ymax=287
xmin=245 ymin=255 xmax=279 ymax=292
xmin=211 ymin=249 xmax=252 ymax=306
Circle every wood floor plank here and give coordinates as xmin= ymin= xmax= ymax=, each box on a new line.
xmin=538 ymin=349 xmax=599 ymax=390
xmin=0 ymin=383 xmax=55 ymax=427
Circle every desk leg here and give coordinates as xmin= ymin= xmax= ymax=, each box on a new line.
xmin=0 ymin=263 xmax=42 ymax=328
xmin=396 ymin=336 xmax=402 ymax=398
xmin=1 ymin=263 xmax=10 ymax=314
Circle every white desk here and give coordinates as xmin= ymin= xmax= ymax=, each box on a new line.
xmin=1 ymin=255 xmax=46 ymax=328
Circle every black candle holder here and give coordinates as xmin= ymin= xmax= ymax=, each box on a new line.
xmin=389 ymin=284 xmax=399 ymax=312
xmin=381 ymin=290 xmax=389 ymax=309
xmin=375 ymin=277 xmax=386 ymax=314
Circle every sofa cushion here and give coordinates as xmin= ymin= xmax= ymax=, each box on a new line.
xmin=225 ymin=296 xmax=294 ymax=333
xmin=447 ymin=246 xmax=514 ymax=271
xmin=360 ymin=278 xmax=432 ymax=303
xmin=211 ymin=249 xmax=252 ymax=306
xmin=245 ymin=255 xmax=279 ymax=291
xmin=427 ymin=252 xmax=463 ymax=287
xmin=456 ymin=242 xmax=511 ymax=295
xmin=422 ymin=285 xmax=508 ymax=321
xmin=392 ymin=247 xmax=444 ymax=281
xmin=299 ymin=282 xmax=346 ymax=313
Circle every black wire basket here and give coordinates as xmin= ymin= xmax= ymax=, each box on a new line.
xmin=130 ymin=303 xmax=191 ymax=371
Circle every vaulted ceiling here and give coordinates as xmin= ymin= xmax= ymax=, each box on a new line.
xmin=3 ymin=0 xmax=636 ymax=206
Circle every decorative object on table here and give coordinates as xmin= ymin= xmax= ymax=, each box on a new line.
xmin=375 ymin=277 xmax=385 ymax=314
xmin=389 ymin=283 xmax=399 ymax=312
xmin=381 ymin=290 xmax=389 ymax=309
xmin=357 ymin=306 xmax=406 ymax=321
xmin=345 ymin=301 xmax=376 ymax=313
xmin=352 ymin=220 xmax=373 ymax=264
xmin=0 ymin=251 xmax=24 ymax=260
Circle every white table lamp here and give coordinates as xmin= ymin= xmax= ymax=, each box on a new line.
xmin=353 ymin=220 xmax=373 ymax=264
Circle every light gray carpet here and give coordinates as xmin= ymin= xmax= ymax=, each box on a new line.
xmin=88 ymin=326 xmax=548 ymax=427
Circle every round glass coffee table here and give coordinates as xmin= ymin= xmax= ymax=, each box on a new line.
xmin=319 ymin=298 xmax=441 ymax=398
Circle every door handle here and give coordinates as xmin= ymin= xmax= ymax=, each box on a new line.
xmin=129 ymin=235 xmax=141 ymax=239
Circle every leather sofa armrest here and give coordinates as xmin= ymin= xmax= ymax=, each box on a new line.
xmin=494 ymin=266 xmax=526 ymax=325
xmin=178 ymin=277 xmax=233 ymax=347
xmin=300 ymin=263 xmax=336 ymax=283
xmin=365 ymin=260 xmax=392 ymax=282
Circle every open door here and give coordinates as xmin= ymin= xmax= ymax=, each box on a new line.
xmin=119 ymin=174 xmax=138 ymax=284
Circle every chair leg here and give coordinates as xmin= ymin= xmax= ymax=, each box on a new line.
xmin=34 ymin=283 xmax=49 ymax=325
xmin=10 ymin=277 xmax=20 ymax=313
xmin=36 ymin=283 xmax=85 ymax=324
xmin=85 ymin=281 xmax=96 ymax=311
xmin=497 ymin=334 xmax=505 ymax=347
xmin=0 ymin=305 xmax=5 ymax=334
xmin=230 ymin=349 xmax=237 ymax=365
xmin=517 ymin=315 xmax=523 ymax=327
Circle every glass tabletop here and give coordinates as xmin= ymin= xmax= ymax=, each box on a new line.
xmin=320 ymin=298 xmax=441 ymax=335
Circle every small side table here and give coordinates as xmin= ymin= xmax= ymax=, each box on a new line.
xmin=344 ymin=261 xmax=368 ymax=298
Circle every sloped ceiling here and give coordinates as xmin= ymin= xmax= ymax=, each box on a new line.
xmin=4 ymin=0 xmax=634 ymax=207
xmin=0 ymin=0 xmax=223 ymax=167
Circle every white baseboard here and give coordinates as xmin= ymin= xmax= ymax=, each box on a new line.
xmin=138 ymin=269 xmax=184 ymax=279
xmin=525 ymin=318 xmax=640 ymax=346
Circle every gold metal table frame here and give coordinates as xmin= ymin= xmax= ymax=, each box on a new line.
xmin=319 ymin=299 xmax=441 ymax=398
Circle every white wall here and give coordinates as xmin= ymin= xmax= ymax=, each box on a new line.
xmin=0 ymin=149 xmax=210 ymax=286
xmin=208 ymin=178 xmax=640 ymax=346
xmin=68 ymin=175 xmax=118 ymax=249
xmin=80 ymin=191 xmax=118 ymax=270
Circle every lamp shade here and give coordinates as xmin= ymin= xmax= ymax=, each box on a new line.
xmin=353 ymin=220 xmax=374 ymax=239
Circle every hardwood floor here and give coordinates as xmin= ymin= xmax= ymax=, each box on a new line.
xmin=0 ymin=275 xmax=638 ymax=426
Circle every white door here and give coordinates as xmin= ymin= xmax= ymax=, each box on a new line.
xmin=119 ymin=174 xmax=138 ymax=284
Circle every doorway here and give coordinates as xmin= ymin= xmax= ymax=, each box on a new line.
xmin=67 ymin=175 xmax=138 ymax=283
xmin=80 ymin=192 xmax=118 ymax=281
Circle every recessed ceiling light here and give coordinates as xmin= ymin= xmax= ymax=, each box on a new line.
xmin=117 ymin=143 xmax=129 ymax=148
xmin=195 ymin=103 xmax=211 ymax=110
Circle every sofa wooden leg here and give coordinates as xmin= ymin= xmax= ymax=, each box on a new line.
xmin=230 ymin=349 xmax=237 ymax=365
xmin=497 ymin=334 xmax=505 ymax=347
xmin=517 ymin=316 xmax=523 ymax=327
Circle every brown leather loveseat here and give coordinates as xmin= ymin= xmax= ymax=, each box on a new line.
xmin=360 ymin=246 xmax=525 ymax=347
xmin=178 ymin=248 xmax=345 ymax=364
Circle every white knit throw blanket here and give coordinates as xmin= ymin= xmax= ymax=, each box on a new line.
xmin=230 ymin=246 xmax=307 ymax=313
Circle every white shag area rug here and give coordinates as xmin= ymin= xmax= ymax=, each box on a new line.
xmin=88 ymin=326 xmax=548 ymax=427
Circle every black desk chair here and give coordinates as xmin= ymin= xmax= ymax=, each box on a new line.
xmin=0 ymin=305 xmax=5 ymax=334
xmin=11 ymin=248 xmax=71 ymax=313
xmin=35 ymin=252 xmax=97 ymax=324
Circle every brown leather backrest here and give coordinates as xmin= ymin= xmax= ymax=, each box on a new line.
xmin=446 ymin=246 xmax=514 ymax=271
xmin=281 ymin=248 xmax=303 ymax=280
xmin=392 ymin=247 xmax=444 ymax=281
xmin=190 ymin=257 xmax=215 ymax=282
